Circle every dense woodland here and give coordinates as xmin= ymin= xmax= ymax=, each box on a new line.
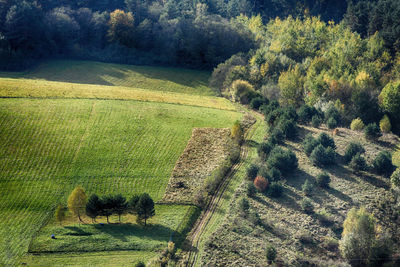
xmin=2 ymin=0 xmax=400 ymax=132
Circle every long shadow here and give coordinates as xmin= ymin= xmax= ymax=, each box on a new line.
xmin=23 ymin=60 xmax=209 ymax=90
xmin=64 ymin=226 xmax=93 ymax=236
xmin=325 ymin=187 xmax=353 ymax=204
xmin=359 ymin=172 xmax=390 ymax=189
xmin=85 ymin=223 xmax=176 ymax=243
xmin=324 ymin=164 xmax=357 ymax=183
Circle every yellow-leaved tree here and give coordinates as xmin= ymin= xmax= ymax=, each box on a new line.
xmin=54 ymin=204 xmax=66 ymax=225
xmin=67 ymin=186 xmax=87 ymax=222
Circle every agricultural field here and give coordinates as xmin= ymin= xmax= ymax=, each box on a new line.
xmin=0 ymin=61 xmax=243 ymax=266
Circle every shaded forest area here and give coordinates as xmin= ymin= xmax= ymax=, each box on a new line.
xmin=0 ymin=0 xmax=355 ymax=70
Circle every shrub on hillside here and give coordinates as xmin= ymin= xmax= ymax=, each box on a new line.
xmin=268 ymin=167 xmax=281 ymax=182
xmin=325 ymin=106 xmax=341 ymax=125
xmin=246 ymin=164 xmax=259 ymax=180
xmin=310 ymin=144 xmax=335 ymax=166
xmin=269 ymin=128 xmax=284 ymax=144
xmin=298 ymin=105 xmax=316 ymax=124
xmin=311 ymin=115 xmax=322 ymax=128
xmin=391 ymin=168 xmax=400 ymax=188
xmin=266 ymin=244 xmax=277 ymax=263
xmin=231 ymin=120 xmax=244 ymax=144
xmin=254 ymin=176 xmax=268 ymax=192
xmin=344 ymin=142 xmax=365 ymax=163
xmin=250 ymin=96 xmax=268 ymax=110
xmin=317 ymin=132 xmax=336 ymax=149
xmin=303 ymin=134 xmax=320 ymax=156
xmin=349 ymin=153 xmax=367 ymax=172
xmin=301 ymin=197 xmax=314 ymax=213
xmin=277 ymin=118 xmax=297 ymax=140
xmin=350 ymin=118 xmax=365 ymax=131
xmin=134 ymin=261 xmax=146 ymax=267
xmin=373 ymin=151 xmax=394 ymax=177
xmin=302 ymin=179 xmax=314 ymax=196
xmin=364 ymin=123 xmax=382 ymax=141
xmin=326 ymin=117 xmax=338 ymax=129
xmin=316 ymin=172 xmax=331 ymax=188
xmin=281 ymin=106 xmax=298 ymax=122
xmin=266 ymin=147 xmax=298 ymax=174
xmin=379 ymin=114 xmax=391 ymax=133
xmin=246 ymin=182 xmax=257 ymax=197
xmin=257 ymin=141 xmax=274 ymax=159
xmin=267 ymin=182 xmax=284 ymax=197
xmin=231 ymin=79 xmax=258 ymax=104
xmin=237 ymin=197 xmax=250 ymax=213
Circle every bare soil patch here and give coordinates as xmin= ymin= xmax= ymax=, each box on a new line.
xmin=162 ymin=128 xmax=233 ymax=204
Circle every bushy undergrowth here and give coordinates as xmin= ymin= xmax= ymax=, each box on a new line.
xmin=267 ymin=182 xmax=284 ymax=198
xmin=266 ymin=147 xmax=298 ymax=174
xmin=373 ymin=151 xmax=394 ymax=177
xmin=344 ymin=142 xmax=365 ymax=163
xmin=349 ymin=153 xmax=368 ymax=172
xmin=364 ymin=123 xmax=382 ymax=141
xmin=350 ymin=118 xmax=365 ymax=131
xmin=316 ymin=172 xmax=331 ymax=188
xmin=310 ymin=144 xmax=336 ymax=167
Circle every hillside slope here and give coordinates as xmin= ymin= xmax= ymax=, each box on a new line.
xmin=201 ymin=125 xmax=400 ymax=266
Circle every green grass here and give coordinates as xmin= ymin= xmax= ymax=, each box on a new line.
xmin=0 ymin=78 xmax=234 ymax=111
xmin=30 ymin=205 xmax=194 ymax=253
xmin=0 ymin=60 xmax=213 ymax=96
xmin=0 ymin=98 xmax=241 ymax=265
xmin=22 ymin=251 xmax=156 ymax=266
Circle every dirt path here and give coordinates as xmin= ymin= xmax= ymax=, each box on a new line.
xmin=185 ymin=115 xmax=260 ymax=267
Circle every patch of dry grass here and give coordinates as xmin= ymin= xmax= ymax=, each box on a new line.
xmin=162 ymin=128 xmax=232 ymax=204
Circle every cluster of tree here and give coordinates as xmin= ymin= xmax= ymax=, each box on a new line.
xmin=340 ymin=207 xmax=393 ymax=267
xmin=345 ymin=0 xmax=400 ymax=54
xmin=211 ymin=15 xmax=400 ymax=134
xmin=63 ymin=186 xmax=155 ymax=226
xmin=0 ymin=0 xmax=255 ymax=70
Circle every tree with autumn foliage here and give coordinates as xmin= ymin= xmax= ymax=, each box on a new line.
xmin=108 ymin=9 xmax=135 ymax=47
xmin=67 ymin=186 xmax=88 ymax=223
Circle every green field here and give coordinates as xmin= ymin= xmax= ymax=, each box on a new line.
xmin=23 ymin=251 xmax=156 ymax=267
xmin=0 ymin=60 xmax=213 ymax=96
xmin=0 ymin=61 xmax=241 ymax=265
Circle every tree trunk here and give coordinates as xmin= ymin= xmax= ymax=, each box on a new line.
xmin=118 ymin=214 xmax=121 ymax=223
xmin=77 ymin=211 xmax=84 ymax=223
xmin=106 ymin=215 xmax=109 ymax=224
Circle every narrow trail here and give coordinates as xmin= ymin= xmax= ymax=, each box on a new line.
xmin=185 ymin=115 xmax=259 ymax=267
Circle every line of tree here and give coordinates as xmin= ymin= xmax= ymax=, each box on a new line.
xmin=65 ymin=186 xmax=155 ymax=226
xmin=85 ymin=192 xmax=155 ymax=225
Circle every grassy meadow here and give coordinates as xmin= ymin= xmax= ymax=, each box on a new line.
xmin=0 ymin=61 xmax=242 ymax=265
xmin=0 ymin=60 xmax=213 ymax=96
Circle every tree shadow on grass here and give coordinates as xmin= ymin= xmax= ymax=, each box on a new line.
xmin=324 ymin=164 xmax=357 ymax=183
xmin=325 ymin=187 xmax=353 ymax=204
xmin=64 ymin=226 xmax=93 ymax=236
xmin=90 ymin=223 xmax=175 ymax=243
xmin=359 ymin=172 xmax=390 ymax=189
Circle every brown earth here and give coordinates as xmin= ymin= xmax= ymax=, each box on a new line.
xmin=162 ymin=128 xmax=233 ymax=204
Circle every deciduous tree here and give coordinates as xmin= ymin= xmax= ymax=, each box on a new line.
xmin=67 ymin=186 xmax=87 ymax=223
